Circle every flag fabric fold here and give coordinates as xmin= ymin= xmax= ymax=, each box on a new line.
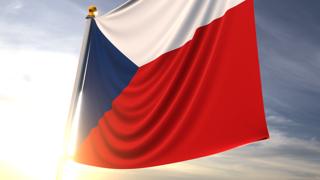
xmin=75 ymin=0 xmax=269 ymax=169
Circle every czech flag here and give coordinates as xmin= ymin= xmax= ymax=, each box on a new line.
xmin=75 ymin=0 xmax=269 ymax=169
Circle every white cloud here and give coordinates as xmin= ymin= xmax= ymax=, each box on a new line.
xmin=5 ymin=1 xmax=23 ymax=13
xmin=267 ymin=115 xmax=292 ymax=124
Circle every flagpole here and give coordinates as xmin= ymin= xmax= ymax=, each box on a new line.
xmin=56 ymin=6 xmax=97 ymax=180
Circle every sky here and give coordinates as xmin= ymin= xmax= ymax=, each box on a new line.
xmin=0 ymin=0 xmax=319 ymax=179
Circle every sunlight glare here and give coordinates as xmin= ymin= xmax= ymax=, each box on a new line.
xmin=0 ymin=49 xmax=77 ymax=180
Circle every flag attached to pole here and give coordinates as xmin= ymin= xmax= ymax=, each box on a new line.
xmin=74 ymin=0 xmax=269 ymax=169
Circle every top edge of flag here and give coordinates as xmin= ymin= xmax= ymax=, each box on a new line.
xmin=95 ymin=0 xmax=245 ymax=67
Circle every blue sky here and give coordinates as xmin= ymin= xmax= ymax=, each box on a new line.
xmin=0 ymin=0 xmax=319 ymax=179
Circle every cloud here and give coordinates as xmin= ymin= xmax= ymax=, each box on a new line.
xmin=4 ymin=1 xmax=23 ymax=13
xmin=267 ymin=115 xmax=295 ymax=125
xmin=0 ymin=0 xmax=85 ymax=54
xmin=254 ymin=0 xmax=320 ymax=139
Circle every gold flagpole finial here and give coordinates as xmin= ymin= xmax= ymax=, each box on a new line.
xmin=87 ymin=5 xmax=98 ymax=18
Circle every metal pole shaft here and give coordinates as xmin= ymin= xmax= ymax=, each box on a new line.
xmin=56 ymin=17 xmax=93 ymax=180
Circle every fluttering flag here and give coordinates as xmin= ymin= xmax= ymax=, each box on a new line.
xmin=74 ymin=0 xmax=269 ymax=169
